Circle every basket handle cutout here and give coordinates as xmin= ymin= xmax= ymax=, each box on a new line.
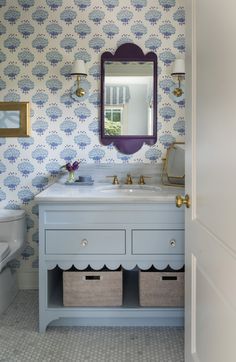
xmin=162 ymin=276 xmax=177 ymax=281
xmin=84 ymin=275 xmax=102 ymax=281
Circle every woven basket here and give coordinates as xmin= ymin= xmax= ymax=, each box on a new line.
xmin=63 ymin=270 xmax=123 ymax=307
xmin=139 ymin=271 xmax=184 ymax=307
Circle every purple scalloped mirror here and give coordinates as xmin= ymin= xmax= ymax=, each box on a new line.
xmin=100 ymin=43 xmax=157 ymax=154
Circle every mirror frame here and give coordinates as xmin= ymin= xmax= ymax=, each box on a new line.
xmin=0 ymin=102 xmax=30 ymax=137
xmin=100 ymin=43 xmax=157 ymax=154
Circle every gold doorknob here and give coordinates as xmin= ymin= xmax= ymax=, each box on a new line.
xmin=176 ymin=194 xmax=191 ymax=208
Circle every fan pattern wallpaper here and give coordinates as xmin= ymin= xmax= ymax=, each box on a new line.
xmin=0 ymin=0 xmax=185 ymax=280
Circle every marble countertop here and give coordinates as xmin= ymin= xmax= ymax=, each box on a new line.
xmin=35 ymin=179 xmax=184 ymax=204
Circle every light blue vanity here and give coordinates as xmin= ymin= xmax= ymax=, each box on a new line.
xmin=36 ymin=179 xmax=184 ymax=333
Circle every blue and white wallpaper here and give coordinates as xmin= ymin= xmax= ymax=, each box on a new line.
xmin=0 ymin=0 xmax=185 ymax=280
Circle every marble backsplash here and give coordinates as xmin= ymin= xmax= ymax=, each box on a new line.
xmin=58 ymin=162 xmax=164 ymax=186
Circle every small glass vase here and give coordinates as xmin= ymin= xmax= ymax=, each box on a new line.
xmin=67 ymin=171 xmax=75 ymax=183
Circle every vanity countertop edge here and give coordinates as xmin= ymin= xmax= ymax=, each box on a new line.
xmin=35 ymin=181 xmax=184 ymax=204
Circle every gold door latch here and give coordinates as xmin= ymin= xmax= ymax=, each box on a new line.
xmin=176 ymin=194 xmax=191 ymax=208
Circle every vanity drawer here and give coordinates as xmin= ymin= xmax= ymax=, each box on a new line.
xmin=132 ymin=230 xmax=184 ymax=255
xmin=45 ymin=229 xmax=126 ymax=255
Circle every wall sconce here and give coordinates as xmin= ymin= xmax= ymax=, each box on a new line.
xmin=70 ymin=60 xmax=87 ymax=97
xmin=171 ymin=59 xmax=185 ymax=97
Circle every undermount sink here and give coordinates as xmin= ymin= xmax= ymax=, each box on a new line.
xmin=98 ymin=184 xmax=162 ymax=194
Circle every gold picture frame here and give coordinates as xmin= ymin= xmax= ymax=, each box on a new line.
xmin=0 ymin=102 xmax=30 ymax=137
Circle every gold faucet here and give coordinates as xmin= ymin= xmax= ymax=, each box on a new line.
xmin=138 ymin=175 xmax=152 ymax=185
xmin=106 ymin=175 xmax=119 ymax=185
xmin=125 ymin=174 xmax=133 ymax=185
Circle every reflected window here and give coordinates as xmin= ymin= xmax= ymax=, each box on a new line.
xmin=105 ymin=106 xmax=124 ymax=136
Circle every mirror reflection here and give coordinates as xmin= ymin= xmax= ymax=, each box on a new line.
xmin=104 ymin=61 xmax=154 ymax=136
xmin=0 ymin=111 xmax=20 ymax=129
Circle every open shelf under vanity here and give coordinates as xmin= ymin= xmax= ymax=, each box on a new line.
xmin=48 ymin=267 xmax=142 ymax=309
xmin=45 ymin=266 xmax=184 ymax=330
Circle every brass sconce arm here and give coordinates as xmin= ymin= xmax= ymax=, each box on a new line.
xmin=171 ymin=59 xmax=185 ymax=97
xmin=75 ymin=75 xmax=86 ymax=97
xmin=172 ymin=74 xmax=185 ymax=97
xmin=70 ymin=59 xmax=87 ymax=98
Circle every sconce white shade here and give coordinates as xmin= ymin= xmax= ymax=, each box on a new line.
xmin=171 ymin=59 xmax=185 ymax=75
xmin=71 ymin=60 xmax=87 ymax=76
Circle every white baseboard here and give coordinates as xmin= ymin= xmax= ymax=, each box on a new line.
xmin=17 ymin=271 xmax=38 ymax=290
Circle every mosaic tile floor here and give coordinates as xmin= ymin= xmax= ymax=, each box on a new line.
xmin=0 ymin=291 xmax=184 ymax=362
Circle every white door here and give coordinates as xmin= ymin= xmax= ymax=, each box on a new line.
xmin=185 ymin=0 xmax=236 ymax=361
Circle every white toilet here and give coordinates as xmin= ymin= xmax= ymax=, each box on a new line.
xmin=0 ymin=209 xmax=26 ymax=314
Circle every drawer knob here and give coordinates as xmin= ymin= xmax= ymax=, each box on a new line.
xmin=81 ymin=239 xmax=88 ymax=247
xmin=169 ymin=239 xmax=176 ymax=247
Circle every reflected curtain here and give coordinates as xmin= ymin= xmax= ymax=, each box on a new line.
xmin=105 ymin=85 xmax=130 ymax=105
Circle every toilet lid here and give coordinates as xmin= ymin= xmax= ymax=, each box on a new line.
xmin=0 ymin=242 xmax=10 ymax=262
xmin=0 ymin=209 xmax=25 ymax=222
